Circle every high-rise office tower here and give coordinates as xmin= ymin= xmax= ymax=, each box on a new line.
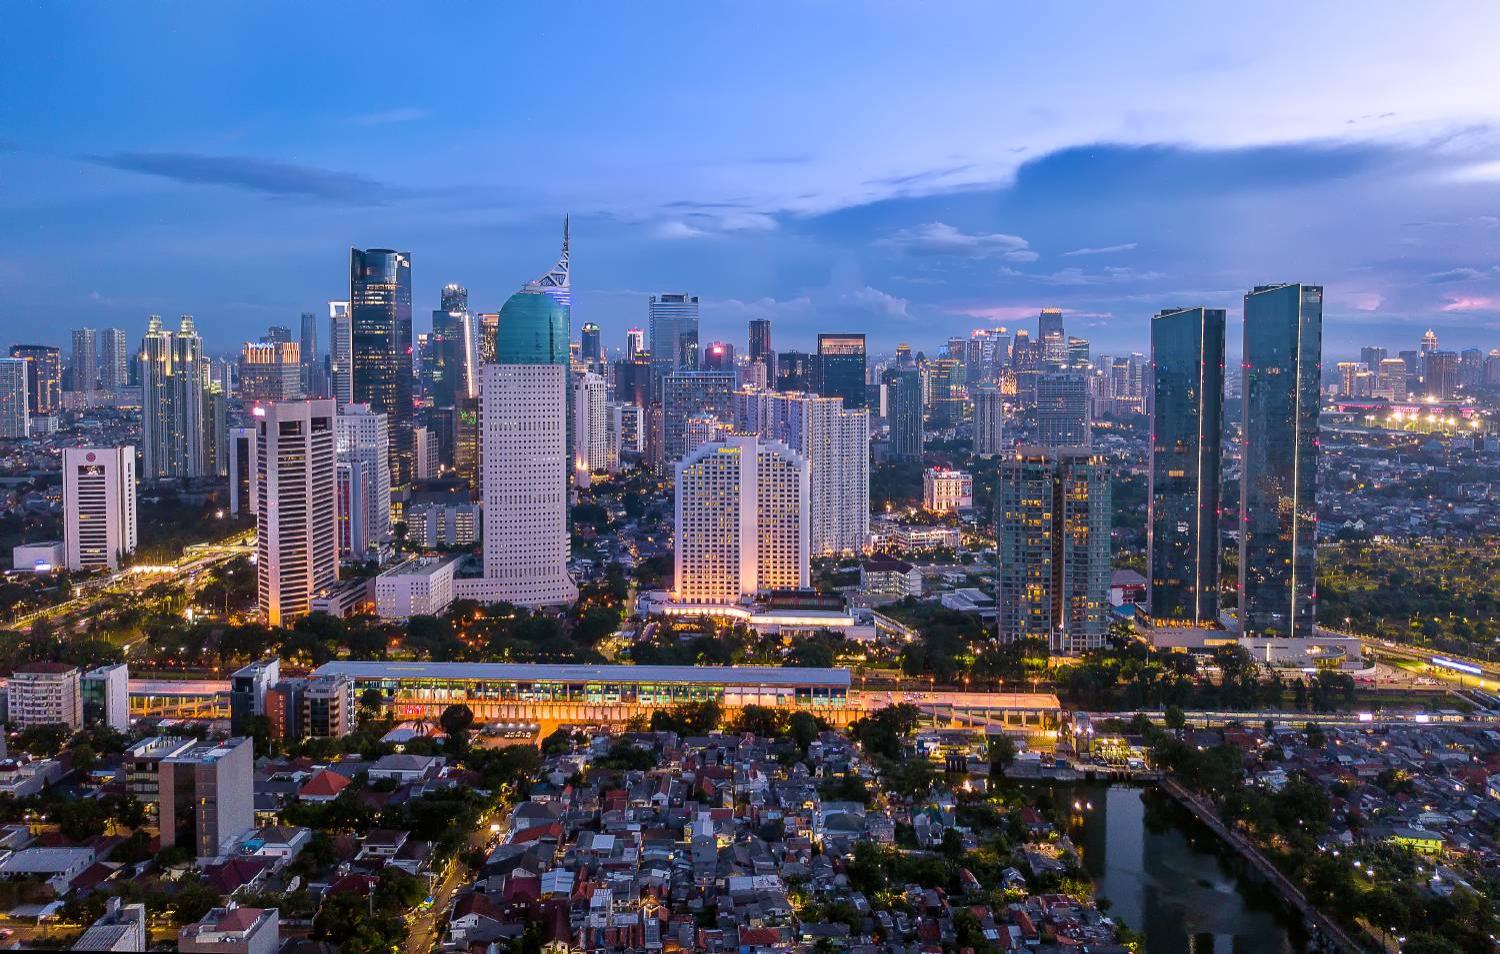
xmin=98 ymin=328 xmax=128 ymax=392
xmin=926 ymin=357 xmax=964 ymax=427
xmin=203 ymin=384 xmax=227 ymax=477
xmin=138 ymin=316 xmax=208 ymax=479
xmin=973 ymin=384 xmax=1005 ymax=456
xmin=776 ymin=351 xmax=814 ymax=392
xmin=1038 ymin=308 xmax=1064 ymax=342
xmin=661 ymin=371 xmax=736 ymax=463
xmin=158 ymin=736 xmax=254 ymax=858
xmin=228 ymin=427 xmax=256 ymax=516
xmin=702 ymin=342 xmax=734 ymax=372
xmin=894 ymin=343 xmax=914 ymax=368
xmin=1336 ymin=362 xmax=1363 ymax=397
xmin=815 ymin=334 xmax=867 ymax=409
xmin=335 ymin=403 xmax=392 ymax=553
xmin=882 ymin=367 xmax=924 ymax=460
xmin=474 ymin=223 xmax=576 ymax=606
xmin=0 ymin=359 xmax=27 ymax=439
xmin=995 ymin=447 xmax=1111 ymax=655
xmin=327 ymin=301 xmax=353 ymax=406
xmin=10 ymin=344 xmax=61 ymax=417
xmin=674 ymin=434 xmax=809 ymax=604
xmin=63 ymin=446 xmax=137 ymax=572
xmin=748 ymin=318 xmax=773 ymax=383
xmin=264 ymin=325 xmax=293 ymax=345
xmin=256 ymin=400 xmax=338 ymax=627
xmin=625 ymin=327 xmax=645 ymax=359
xmin=1421 ymin=328 xmax=1438 ymax=353
xmin=648 ymin=293 xmax=700 ymax=380
xmin=607 ymin=402 xmax=644 ymax=470
xmin=580 ymin=322 xmax=602 ymax=368
xmin=1487 ymin=350 xmax=1500 ymax=387
xmin=431 ymin=284 xmax=477 ymax=409
xmin=614 ymin=352 xmax=652 ymax=408
xmin=238 ymin=341 xmax=303 ymax=402
xmin=349 ymin=249 xmax=414 ymax=485
xmin=1459 ymin=347 xmax=1484 ymax=389
xmin=1239 ymin=283 xmax=1321 ymax=639
xmin=1424 ymin=350 xmax=1459 ymax=400
xmin=299 ymin=312 xmax=325 ymax=397
xmin=70 ymin=329 xmax=98 ymax=393
xmin=736 ymin=390 xmax=869 ymax=556
xmin=1067 ymin=336 xmax=1090 ymax=368
xmin=478 ymin=364 xmax=577 ymax=606
xmin=572 ymin=370 xmax=608 ymax=482
xmin=335 ymin=459 xmax=374 ymax=558
xmin=1147 ymin=307 xmax=1225 ymax=627
xmin=476 ymin=313 xmax=499 ymax=364
xmin=1359 ymin=345 xmax=1387 ymax=373
xmin=1037 ymin=371 xmax=1091 ymax=447
xmin=1376 ymin=357 xmax=1409 ymax=401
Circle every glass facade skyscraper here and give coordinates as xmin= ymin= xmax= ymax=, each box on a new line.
xmin=349 ymin=248 xmax=413 ymax=485
xmin=816 ymin=333 xmax=866 ymax=409
xmin=882 ymin=367 xmax=923 ymax=460
xmin=1147 ymin=306 xmax=1225 ymax=627
xmin=648 ymin=293 xmax=700 ymax=383
xmin=1239 ymin=284 xmax=1321 ymax=638
xmin=497 ymin=224 xmax=570 ymax=366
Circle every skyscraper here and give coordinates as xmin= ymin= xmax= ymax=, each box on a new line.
xmin=1423 ymin=350 xmax=1458 ymax=400
xmin=238 ymin=341 xmax=303 ymax=402
xmin=736 ymin=390 xmax=869 ymax=556
xmin=256 ymin=400 xmax=338 ymax=627
xmin=299 ymin=311 xmax=324 ymax=397
xmin=674 ymin=434 xmax=809 ymax=604
xmin=882 ymin=367 xmax=924 ymax=460
xmin=748 ymin=318 xmax=773 ymax=383
xmin=138 ymin=316 xmax=207 ymax=479
xmin=625 ymin=327 xmax=645 ymax=359
xmin=661 ymin=371 xmax=735 ymax=463
xmin=648 ymin=293 xmax=700 ymax=380
xmin=228 ymin=427 xmax=256 ymax=516
xmin=335 ymin=404 xmax=393 ymax=554
xmin=98 ymin=328 xmax=128 ymax=392
xmin=1036 ymin=371 xmax=1091 ymax=447
xmin=203 ymin=383 xmax=227 ymax=478
xmin=63 ymin=447 xmax=137 ymax=572
xmin=10 ymin=344 xmax=61 ymax=417
xmin=995 ymin=447 xmax=1111 ymax=655
xmin=1376 ymin=357 xmax=1409 ymax=401
xmin=70 ymin=328 xmax=98 ymax=393
xmin=926 ymin=356 xmax=964 ymax=427
xmin=1359 ymin=345 xmax=1387 ymax=373
xmin=573 ymin=370 xmax=608 ymax=482
xmin=431 ymin=284 xmax=477 ymax=408
xmin=702 ymin=341 xmax=734 ymax=371
xmin=1147 ymin=307 xmax=1225 ymax=627
xmin=478 ymin=364 xmax=577 ymax=606
xmin=815 ymin=334 xmax=867 ymax=409
xmin=327 ymin=301 xmax=353 ymax=406
xmin=475 ymin=224 xmax=577 ymax=607
xmin=1240 ymin=283 xmax=1321 ymax=639
xmin=775 ymin=351 xmax=814 ymax=392
xmin=1038 ymin=308 xmax=1064 ymax=342
xmin=973 ymin=384 xmax=1005 ymax=456
xmin=0 ymin=359 xmax=27 ymax=439
xmin=349 ymin=249 xmax=414 ymax=485
xmin=580 ymin=322 xmax=602 ymax=368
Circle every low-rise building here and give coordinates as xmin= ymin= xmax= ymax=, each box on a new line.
xmin=375 ymin=556 xmax=459 ymax=619
xmin=178 ymin=906 xmax=279 ymax=954
xmin=73 ymin=897 xmax=147 ymax=951
xmin=922 ymin=467 xmax=972 ymax=512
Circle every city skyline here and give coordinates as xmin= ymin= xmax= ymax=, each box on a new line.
xmin=5 ymin=6 xmax=1500 ymax=355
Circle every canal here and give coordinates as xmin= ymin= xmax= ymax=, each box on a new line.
xmin=1068 ymin=782 xmax=1310 ymax=954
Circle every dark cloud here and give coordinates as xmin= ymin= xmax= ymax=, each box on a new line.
xmin=87 ymin=151 xmax=394 ymax=204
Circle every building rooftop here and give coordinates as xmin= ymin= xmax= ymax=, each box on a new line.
xmin=377 ymin=556 xmax=461 ymax=580
xmin=313 ymin=661 xmax=853 ymax=688
xmin=13 ymin=661 xmax=78 ymax=675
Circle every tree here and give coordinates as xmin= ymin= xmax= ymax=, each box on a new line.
xmin=439 ymin=703 xmax=476 ymax=752
xmin=1164 ymin=705 xmax=1187 ymax=738
xmin=989 ymin=735 xmax=1017 ymax=771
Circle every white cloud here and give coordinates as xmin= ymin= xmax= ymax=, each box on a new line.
xmin=343 ymin=107 xmax=429 ymax=126
xmin=878 ymin=222 xmax=1035 ymax=261
xmin=843 ymin=285 xmax=911 ymax=318
xmin=1062 ymin=242 xmax=1138 ymax=257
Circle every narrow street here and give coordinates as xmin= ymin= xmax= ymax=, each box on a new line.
xmin=403 ymin=807 xmax=508 ymax=954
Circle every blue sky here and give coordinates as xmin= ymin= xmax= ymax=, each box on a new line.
xmin=4 ymin=3 xmax=1500 ymax=359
